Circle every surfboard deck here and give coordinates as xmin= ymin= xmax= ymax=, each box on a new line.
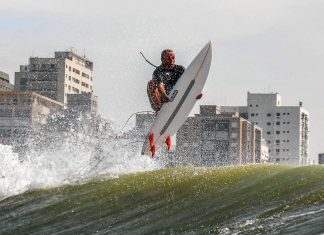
xmin=141 ymin=41 xmax=212 ymax=156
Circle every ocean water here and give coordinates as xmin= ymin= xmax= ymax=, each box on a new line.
xmin=1 ymin=137 xmax=324 ymax=234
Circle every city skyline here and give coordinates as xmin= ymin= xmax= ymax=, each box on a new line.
xmin=0 ymin=0 xmax=323 ymax=160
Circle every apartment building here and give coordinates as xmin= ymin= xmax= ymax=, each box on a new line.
xmin=0 ymin=91 xmax=63 ymax=146
xmin=0 ymin=71 xmax=14 ymax=92
xmin=175 ymin=105 xmax=264 ymax=167
xmin=222 ymin=92 xmax=310 ymax=165
xmin=15 ymin=51 xmax=94 ymax=108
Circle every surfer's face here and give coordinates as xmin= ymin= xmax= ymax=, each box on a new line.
xmin=163 ymin=51 xmax=175 ymax=67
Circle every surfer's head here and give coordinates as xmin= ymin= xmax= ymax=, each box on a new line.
xmin=161 ymin=49 xmax=175 ymax=67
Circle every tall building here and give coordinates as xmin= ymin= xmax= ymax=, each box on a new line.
xmin=15 ymin=51 xmax=94 ymax=108
xmin=175 ymin=105 xmax=264 ymax=167
xmin=222 ymin=92 xmax=310 ymax=165
xmin=0 ymin=71 xmax=14 ymax=92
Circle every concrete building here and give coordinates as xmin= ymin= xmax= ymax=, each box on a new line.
xmin=67 ymin=93 xmax=98 ymax=114
xmin=0 ymin=91 xmax=63 ymax=147
xmin=222 ymin=92 xmax=310 ymax=165
xmin=15 ymin=51 xmax=94 ymax=108
xmin=0 ymin=71 xmax=14 ymax=92
xmin=319 ymin=153 xmax=324 ymax=165
xmin=175 ymin=105 xmax=263 ymax=167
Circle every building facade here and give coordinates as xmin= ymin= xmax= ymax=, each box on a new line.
xmin=0 ymin=92 xmax=63 ymax=146
xmin=222 ymin=92 xmax=310 ymax=165
xmin=0 ymin=71 xmax=14 ymax=92
xmin=67 ymin=93 xmax=98 ymax=114
xmin=175 ymin=105 xmax=263 ymax=167
xmin=15 ymin=51 xmax=94 ymax=108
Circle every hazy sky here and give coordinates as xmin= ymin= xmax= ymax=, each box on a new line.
xmin=0 ymin=0 xmax=323 ymax=160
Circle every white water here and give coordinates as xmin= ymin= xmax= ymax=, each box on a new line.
xmin=0 ymin=131 xmax=161 ymax=199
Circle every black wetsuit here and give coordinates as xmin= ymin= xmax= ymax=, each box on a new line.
xmin=152 ymin=64 xmax=185 ymax=95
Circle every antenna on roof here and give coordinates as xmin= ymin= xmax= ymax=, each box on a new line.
xmin=83 ymin=48 xmax=86 ymax=58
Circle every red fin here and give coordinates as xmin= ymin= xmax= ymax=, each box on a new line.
xmin=149 ymin=133 xmax=154 ymax=146
xmin=196 ymin=93 xmax=203 ymax=100
xmin=151 ymin=145 xmax=156 ymax=158
xmin=165 ymin=136 xmax=171 ymax=151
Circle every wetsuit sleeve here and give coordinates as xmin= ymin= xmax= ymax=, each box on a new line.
xmin=152 ymin=68 xmax=162 ymax=86
xmin=179 ymin=65 xmax=185 ymax=76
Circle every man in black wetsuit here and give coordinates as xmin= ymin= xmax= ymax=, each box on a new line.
xmin=147 ymin=49 xmax=185 ymax=111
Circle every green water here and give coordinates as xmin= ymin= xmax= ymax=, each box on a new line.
xmin=1 ymin=164 xmax=324 ymax=234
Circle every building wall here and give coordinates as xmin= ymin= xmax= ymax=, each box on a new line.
xmin=319 ymin=154 xmax=324 ymax=164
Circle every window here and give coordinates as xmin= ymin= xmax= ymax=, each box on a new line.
xmin=249 ymin=104 xmax=252 ymax=107
xmin=0 ymin=129 xmax=11 ymax=137
xmin=73 ymin=68 xmax=80 ymax=75
xmin=267 ymin=131 xmax=271 ymax=135
xmin=256 ymin=104 xmax=259 ymax=107
xmin=283 ymin=113 xmax=286 ymax=115
xmin=267 ymin=140 xmax=271 ymax=144
xmin=251 ymin=113 xmax=255 ymax=117
xmin=287 ymin=131 xmax=290 ymax=133
xmin=82 ymin=72 xmax=89 ymax=79
xmin=276 ymin=149 xmax=280 ymax=152
xmin=69 ymin=66 xmax=71 ymax=71
xmin=276 ymin=131 xmax=280 ymax=134
xmin=276 ymin=121 xmax=280 ymax=125
xmin=287 ymin=122 xmax=290 ymax=124
xmin=267 ymin=113 xmax=271 ymax=117
xmin=14 ymin=110 xmax=30 ymax=118
xmin=287 ymin=140 xmax=290 ymax=143
xmin=287 ymin=113 xmax=290 ymax=115
xmin=72 ymin=77 xmax=80 ymax=84
xmin=276 ymin=140 xmax=280 ymax=144
xmin=0 ymin=109 xmax=12 ymax=117
xmin=276 ymin=113 xmax=280 ymax=116
xmin=69 ymin=76 xmax=71 ymax=81
xmin=267 ymin=122 xmax=271 ymax=126
xmin=256 ymin=113 xmax=259 ymax=116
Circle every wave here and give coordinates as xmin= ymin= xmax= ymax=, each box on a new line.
xmin=1 ymin=164 xmax=324 ymax=234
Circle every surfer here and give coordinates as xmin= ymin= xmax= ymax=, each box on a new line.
xmin=147 ymin=49 xmax=185 ymax=112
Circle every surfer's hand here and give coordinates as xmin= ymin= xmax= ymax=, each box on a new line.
xmin=162 ymin=95 xmax=171 ymax=103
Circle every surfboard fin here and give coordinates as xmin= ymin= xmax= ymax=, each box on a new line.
xmin=149 ymin=133 xmax=154 ymax=146
xmin=151 ymin=145 xmax=156 ymax=157
xmin=196 ymin=93 xmax=203 ymax=100
xmin=165 ymin=136 xmax=171 ymax=151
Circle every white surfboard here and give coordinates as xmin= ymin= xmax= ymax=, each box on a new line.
xmin=141 ymin=41 xmax=212 ymax=156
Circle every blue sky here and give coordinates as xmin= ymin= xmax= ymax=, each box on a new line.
xmin=0 ymin=0 xmax=323 ymax=160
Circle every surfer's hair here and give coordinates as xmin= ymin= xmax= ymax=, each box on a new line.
xmin=161 ymin=49 xmax=174 ymax=62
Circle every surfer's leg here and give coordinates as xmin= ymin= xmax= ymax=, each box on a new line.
xmin=157 ymin=83 xmax=171 ymax=103
xmin=147 ymin=80 xmax=161 ymax=111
